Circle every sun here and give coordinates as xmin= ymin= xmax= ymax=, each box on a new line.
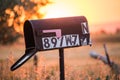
xmin=41 ymin=2 xmax=76 ymax=18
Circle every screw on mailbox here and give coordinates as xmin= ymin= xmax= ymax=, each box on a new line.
xmin=11 ymin=16 xmax=91 ymax=80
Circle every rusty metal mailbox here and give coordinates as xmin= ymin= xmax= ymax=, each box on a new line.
xmin=11 ymin=16 xmax=91 ymax=71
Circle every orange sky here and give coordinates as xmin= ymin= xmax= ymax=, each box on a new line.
xmin=43 ymin=0 xmax=120 ymax=25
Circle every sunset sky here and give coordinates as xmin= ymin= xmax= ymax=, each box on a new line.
xmin=44 ymin=0 xmax=120 ymax=26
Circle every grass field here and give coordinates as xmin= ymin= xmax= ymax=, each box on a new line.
xmin=0 ymin=33 xmax=120 ymax=80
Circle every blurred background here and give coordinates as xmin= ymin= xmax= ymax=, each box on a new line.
xmin=0 ymin=0 xmax=120 ymax=79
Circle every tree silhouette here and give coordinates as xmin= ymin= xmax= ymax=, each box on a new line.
xmin=0 ymin=0 xmax=51 ymax=44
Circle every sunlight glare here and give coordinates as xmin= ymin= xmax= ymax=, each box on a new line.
xmin=42 ymin=2 xmax=76 ymax=18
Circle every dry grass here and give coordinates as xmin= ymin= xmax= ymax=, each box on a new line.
xmin=0 ymin=33 xmax=120 ymax=80
xmin=0 ymin=51 xmax=120 ymax=80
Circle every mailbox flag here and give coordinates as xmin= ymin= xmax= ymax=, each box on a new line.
xmin=11 ymin=16 xmax=91 ymax=71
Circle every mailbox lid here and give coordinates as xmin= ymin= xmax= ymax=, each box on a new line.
xmin=30 ymin=16 xmax=87 ymax=35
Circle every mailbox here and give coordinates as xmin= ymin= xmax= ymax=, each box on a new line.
xmin=11 ymin=16 xmax=91 ymax=71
